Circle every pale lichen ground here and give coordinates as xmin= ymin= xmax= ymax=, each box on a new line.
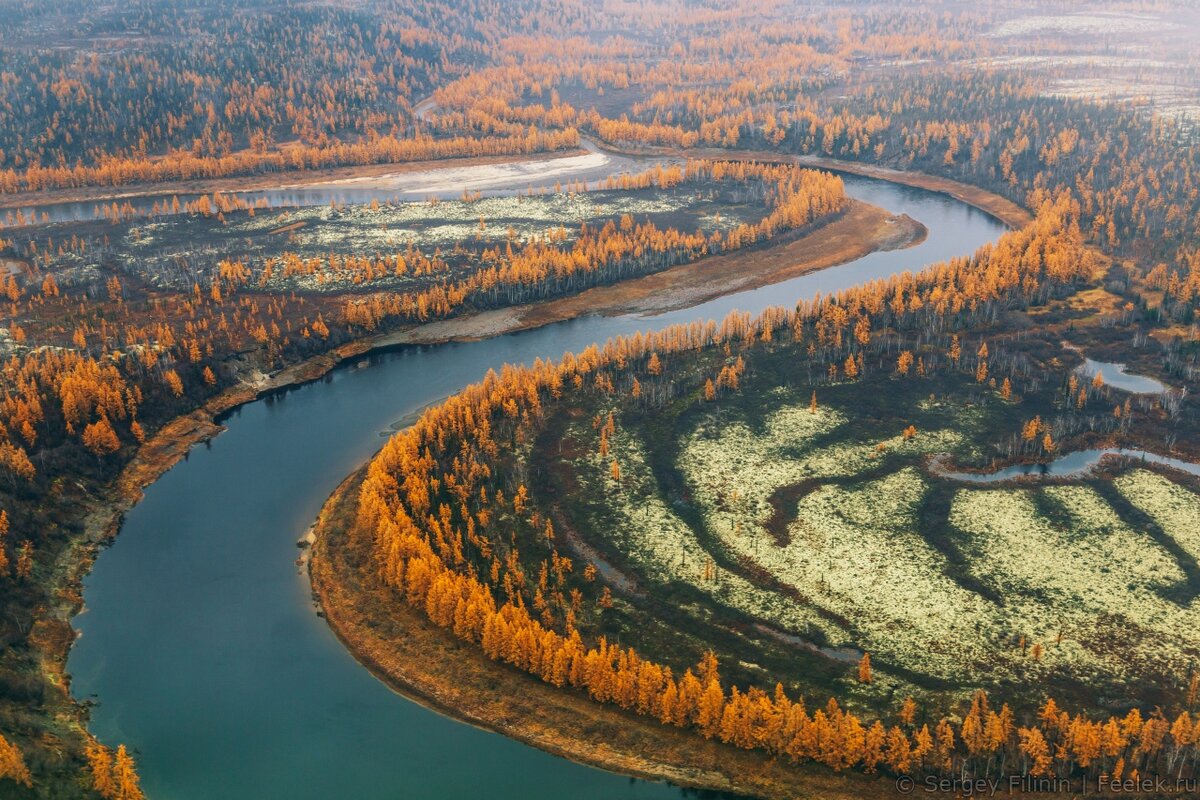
xmin=573 ymin=415 xmax=836 ymax=641
xmin=561 ymin=396 xmax=1200 ymax=696
xmin=1116 ymin=469 xmax=1200 ymax=561
xmin=117 ymin=188 xmax=750 ymax=294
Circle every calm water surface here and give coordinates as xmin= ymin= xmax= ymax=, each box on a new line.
xmin=1074 ymin=357 xmax=1169 ymax=394
xmin=936 ymin=448 xmax=1200 ymax=483
xmin=68 ymin=174 xmax=1005 ymax=800
xmin=4 ymin=141 xmax=648 ymax=226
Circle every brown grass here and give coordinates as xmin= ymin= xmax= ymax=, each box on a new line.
xmin=1061 ymin=287 xmax=1128 ymax=322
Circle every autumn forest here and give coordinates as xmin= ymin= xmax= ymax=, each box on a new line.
xmin=1 ymin=0 xmax=1199 ymax=798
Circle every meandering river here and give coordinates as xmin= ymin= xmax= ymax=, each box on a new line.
xmin=67 ymin=173 xmax=1006 ymax=800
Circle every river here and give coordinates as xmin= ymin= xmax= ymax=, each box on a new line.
xmin=66 ymin=173 xmax=1006 ymax=800
xmin=2 ymin=141 xmax=646 ymax=227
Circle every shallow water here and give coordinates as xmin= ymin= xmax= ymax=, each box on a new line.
xmin=935 ymin=448 xmax=1200 ymax=483
xmin=4 ymin=141 xmax=652 ymax=227
xmin=67 ymin=173 xmax=1005 ymax=800
xmin=1074 ymin=357 xmax=1169 ymax=394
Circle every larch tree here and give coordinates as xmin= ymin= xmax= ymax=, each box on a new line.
xmin=647 ymin=352 xmax=662 ymax=376
xmin=15 ymin=541 xmax=32 ymax=580
xmin=0 ymin=510 xmax=8 ymax=577
xmin=86 ymin=743 xmax=116 ymax=798
xmin=112 ymin=745 xmax=145 ymax=800
xmin=899 ymin=697 xmax=917 ymax=725
xmin=82 ymin=417 xmax=121 ymax=457
xmin=0 ymin=734 xmax=32 ymax=788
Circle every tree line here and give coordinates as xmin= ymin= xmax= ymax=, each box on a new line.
xmin=344 ymin=193 xmax=1197 ymax=788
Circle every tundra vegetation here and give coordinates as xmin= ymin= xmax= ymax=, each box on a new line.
xmin=0 ymin=0 xmax=1199 ymax=796
xmin=349 ymin=190 xmax=1200 ymax=793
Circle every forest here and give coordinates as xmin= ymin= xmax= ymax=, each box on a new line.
xmin=342 ymin=187 xmax=1200 ymax=792
xmin=0 ymin=0 xmax=1198 ymax=797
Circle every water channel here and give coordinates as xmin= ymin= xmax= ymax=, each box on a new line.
xmin=67 ymin=170 xmax=1006 ymax=800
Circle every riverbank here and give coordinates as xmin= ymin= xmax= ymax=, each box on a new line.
xmin=38 ymin=165 xmax=1009 ymax=796
xmin=308 ymin=468 xmax=892 ymax=800
xmin=793 ymin=157 xmax=1032 ymax=230
xmin=28 ymin=190 xmax=918 ymax=778
xmin=58 ymin=196 xmax=920 ymax=589
xmin=0 ymin=146 xmax=592 ymax=210
xmin=365 ymin=200 xmax=923 ymax=344
xmin=585 ymin=138 xmax=1033 ymax=230
xmin=520 ymin=201 xmax=925 ymax=324
xmin=2 ymin=140 xmax=1029 ymax=237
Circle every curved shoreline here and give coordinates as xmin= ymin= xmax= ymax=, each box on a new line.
xmin=793 ymin=157 xmax=1032 ymax=230
xmin=47 ymin=166 xmax=1010 ymax=791
xmin=584 ymin=138 xmax=1033 ymax=230
xmin=44 ymin=195 xmax=915 ymax=752
xmin=308 ymin=468 xmax=891 ymax=800
xmin=1 ymin=140 xmax=1029 ymax=234
xmin=290 ymin=168 xmax=1033 ymax=798
xmin=0 ymin=146 xmax=592 ymax=210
